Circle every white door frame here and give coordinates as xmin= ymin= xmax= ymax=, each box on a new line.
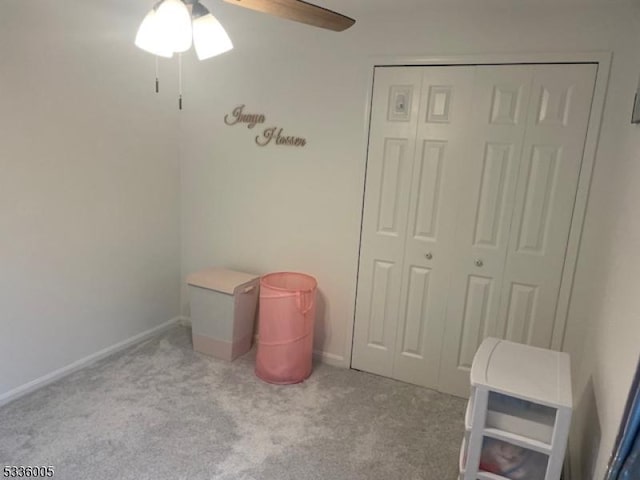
xmin=348 ymin=51 xmax=612 ymax=366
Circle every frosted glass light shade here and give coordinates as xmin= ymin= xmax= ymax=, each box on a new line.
xmin=193 ymin=13 xmax=233 ymax=60
xmin=135 ymin=8 xmax=173 ymax=58
xmin=156 ymin=0 xmax=193 ymax=53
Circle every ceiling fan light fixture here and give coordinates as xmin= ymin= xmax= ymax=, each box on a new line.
xmin=155 ymin=0 xmax=193 ymax=53
xmin=192 ymin=4 xmax=233 ymax=60
xmin=135 ymin=7 xmax=173 ymax=58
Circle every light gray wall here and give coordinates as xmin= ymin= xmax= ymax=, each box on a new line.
xmin=0 ymin=1 xmax=181 ymax=398
xmin=567 ymin=6 xmax=640 ymax=477
xmin=179 ymin=2 xmax=640 ymax=478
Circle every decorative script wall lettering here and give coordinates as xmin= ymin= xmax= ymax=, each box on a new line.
xmin=224 ymin=104 xmax=307 ymax=148
xmin=224 ymin=105 xmax=265 ymax=129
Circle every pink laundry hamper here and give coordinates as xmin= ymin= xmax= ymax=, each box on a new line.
xmin=255 ymin=272 xmax=317 ymax=384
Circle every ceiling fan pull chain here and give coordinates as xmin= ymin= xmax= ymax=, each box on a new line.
xmin=155 ymin=56 xmax=160 ymax=93
xmin=178 ymin=53 xmax=183 ymax=110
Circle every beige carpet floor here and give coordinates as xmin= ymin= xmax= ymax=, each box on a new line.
xmin=0 ymin=325 xmax=465 ymax=479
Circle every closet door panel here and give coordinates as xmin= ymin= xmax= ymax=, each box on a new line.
xmin=438 ymin=66 xmax=534 ymax=396
xmin=457 ymin=275 xmax=495 ymax=369
xmin=353 ymin=64 xmax=597 ymax=397
xmin=352 ymin=68 xmax=422 ymax=376
xmin=473 ymin=143 xmax=514 ymax=247
xmin=393 ymin=67 xmax=474 ymax=388
xmin=497 ymin=64 xmax=597 ymax=348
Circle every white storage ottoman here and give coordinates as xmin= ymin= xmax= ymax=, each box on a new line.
xmin=187 ymin=267 xmax=260 ymax=361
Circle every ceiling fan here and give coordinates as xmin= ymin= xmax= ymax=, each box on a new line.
xmin=135 ymin=0 xmax=355 ymax=60
xmin=223 ymin=0 xmax=356 ymax=32
xmin=135 ymin=0 xmax=354 ymax=109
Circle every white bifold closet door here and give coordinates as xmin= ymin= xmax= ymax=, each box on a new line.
xmin=352 ymin=66 xmax=474 ymax=387
xmin=352 ymin=63 xmax=596 ymax=397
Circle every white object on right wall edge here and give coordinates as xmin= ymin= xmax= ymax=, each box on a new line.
xmin=631 ymin=91 xmax=640 ymax=124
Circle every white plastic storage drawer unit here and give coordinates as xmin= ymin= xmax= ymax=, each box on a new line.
xmin=460 ymin=338 xmax=572 ymax=480
xmin=187 ymin=267 xmax=260 ymax=361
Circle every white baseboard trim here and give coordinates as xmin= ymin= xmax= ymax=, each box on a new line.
xmin=178 ymin=316 xmax=192 ymax=327
xmin=0 ymin=316 xmax=184 ymax=408
xmin=313 ymin=350 xmax=346 ymax=368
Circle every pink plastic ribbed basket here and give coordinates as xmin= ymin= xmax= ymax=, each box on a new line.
xmin=255 ymin=272 xmax=317 ymax=384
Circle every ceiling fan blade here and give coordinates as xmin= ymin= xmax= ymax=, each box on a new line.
xmin=223 ymin=0 xmax=355 ymax=32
